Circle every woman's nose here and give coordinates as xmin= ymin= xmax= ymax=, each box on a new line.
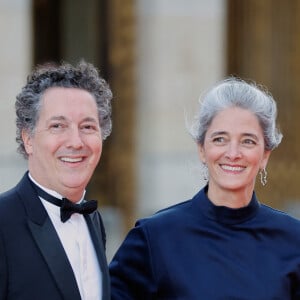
xmin=225 ymin=142 xmax=242 ymax=160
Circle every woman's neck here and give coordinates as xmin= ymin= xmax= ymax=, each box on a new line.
xmin=206 ymin=184 xmax=254 ymax=208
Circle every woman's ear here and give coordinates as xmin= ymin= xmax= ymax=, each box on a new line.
xmin=22 ymin=129 xmax=33 ymax=155
xmin=261 ymin=150 xmax=271 ymax=170
xmin=197 ymin=143 xmax=206 ymax=164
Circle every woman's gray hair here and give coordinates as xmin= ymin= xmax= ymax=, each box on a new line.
xmin=15 ymin=60 xmax=113 ymax=158
xmin=189 ymin=77 xmax=283 ymax=151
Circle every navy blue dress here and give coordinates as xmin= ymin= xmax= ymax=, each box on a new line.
xmin=109 ymin=187 xmax=300 ymax=299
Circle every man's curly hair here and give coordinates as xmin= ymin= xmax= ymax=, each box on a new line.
xmin=15 ymin=60 xmax=113 ymax=159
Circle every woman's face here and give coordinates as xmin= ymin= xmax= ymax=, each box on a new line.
xmin=198 ymin=107 xmax=270 ymax=201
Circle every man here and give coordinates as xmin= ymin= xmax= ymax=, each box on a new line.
xmin=0 ymin=61 xmax=112 ymax=299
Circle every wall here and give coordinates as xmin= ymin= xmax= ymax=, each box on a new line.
xmin=136 ymin=0 xmax=226 ymax=217
xmin=0 ymin=0 xmax=31 ymax=192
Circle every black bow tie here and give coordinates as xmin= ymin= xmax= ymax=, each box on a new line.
xmin=33 ymin=184 xmax=98 ymax=222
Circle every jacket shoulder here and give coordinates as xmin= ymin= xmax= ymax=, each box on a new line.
xmin=136 ymin=198 xmax=194 ymax=230
xmin=0 ymin=173 xmax=31 ymax=219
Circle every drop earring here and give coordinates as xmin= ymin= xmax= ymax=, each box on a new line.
xmin=200 ymin=162 xmax=208 ymax=182
xmin=260 ymin=168 xmax=267 ymax=186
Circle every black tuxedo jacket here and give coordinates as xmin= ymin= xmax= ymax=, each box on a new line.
xmin=0 ymin=172 xmax=110 ymax=300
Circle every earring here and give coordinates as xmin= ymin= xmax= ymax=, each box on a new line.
xmin=260 ymin=168 xmax=267 ymax=186
xmin=200 ymin=162 xmax=208 ymax=182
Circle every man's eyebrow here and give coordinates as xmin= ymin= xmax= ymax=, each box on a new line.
xmin=48 ymin=116 xmax=67 ymax=121
xmin=47 ymin=116 xmax=98 ymax=123
xmin=82 ymin=117 xmax=99 ymax=123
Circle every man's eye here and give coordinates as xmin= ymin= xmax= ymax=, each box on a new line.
xmin=49 ymin=123 xmax=66 ymax=131
xmin=81 ymin=124 xmax=98 ymax=132
xmin=51 ymin=123 xmax=63 ymax=128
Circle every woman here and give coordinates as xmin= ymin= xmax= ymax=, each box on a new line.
xmin=109 ymin=78 xmax=300 ymax=299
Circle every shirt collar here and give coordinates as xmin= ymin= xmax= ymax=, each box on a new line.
xmin=28 ymin=172 xmax=85 ymax=204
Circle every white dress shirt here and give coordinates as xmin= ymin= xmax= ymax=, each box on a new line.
xmin=29 ymin=174 xmax=102 ymax=300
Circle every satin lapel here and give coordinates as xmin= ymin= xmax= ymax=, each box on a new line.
xmin=85 ymin=213 xmax=111 ymax=300
xmin=16 ymin=174 xmax=81 ymax=300
xmin=28 ymin=213 xmax=82 ymax=300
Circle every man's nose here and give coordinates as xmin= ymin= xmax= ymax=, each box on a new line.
xmin=66 ymin=127 xmax=84 ymax=149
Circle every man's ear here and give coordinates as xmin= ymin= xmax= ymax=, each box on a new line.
xmin=22 ymin=129 xmax=33 ymax=155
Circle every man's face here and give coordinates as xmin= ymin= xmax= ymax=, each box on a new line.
xmin=23 ymin=87 xmax=102 ymax=201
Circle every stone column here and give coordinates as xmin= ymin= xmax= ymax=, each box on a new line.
xmin=88 ymin=0 xmax=137 ymax=232
xmin=227 ymin=0 xmax=300 ymax=213
xmin=106 ymin=0 xmax=137 ymax=231
xmin=32 ymin=0 xmax=137 ymax=233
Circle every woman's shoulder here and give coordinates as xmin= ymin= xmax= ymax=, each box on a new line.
xmin=136 ymin=198 xmax=194 ymax=228
xmin=136 ymin=188 xmax=206 ymax=228
xmin=259 ymin=203 xmax=300 ymax=229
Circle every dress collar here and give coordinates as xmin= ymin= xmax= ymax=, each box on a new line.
xmin=195 ymin=185 xmax=260 ymax=225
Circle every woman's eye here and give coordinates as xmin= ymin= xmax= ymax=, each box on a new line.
xmin=243 ymin=139 xmax=256 ymax=145
xmin=212 ymin=136 xmax=225 ymax=143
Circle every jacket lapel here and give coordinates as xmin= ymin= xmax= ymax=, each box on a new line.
xmin=18 ymin=173 xmax=81 ymax=300
xmin=85 ymin=212 xmax=111 ymax=300
xmin=28 ymin=218 xmax=82 ymax=300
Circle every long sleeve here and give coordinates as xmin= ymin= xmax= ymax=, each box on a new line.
xmin=109 ymin=222 xmax=157 ymax=300
xmin=109 ymin=188 xmax=300 ymax=299
xmin=0 ymin=230 xmax=7 ymax=300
